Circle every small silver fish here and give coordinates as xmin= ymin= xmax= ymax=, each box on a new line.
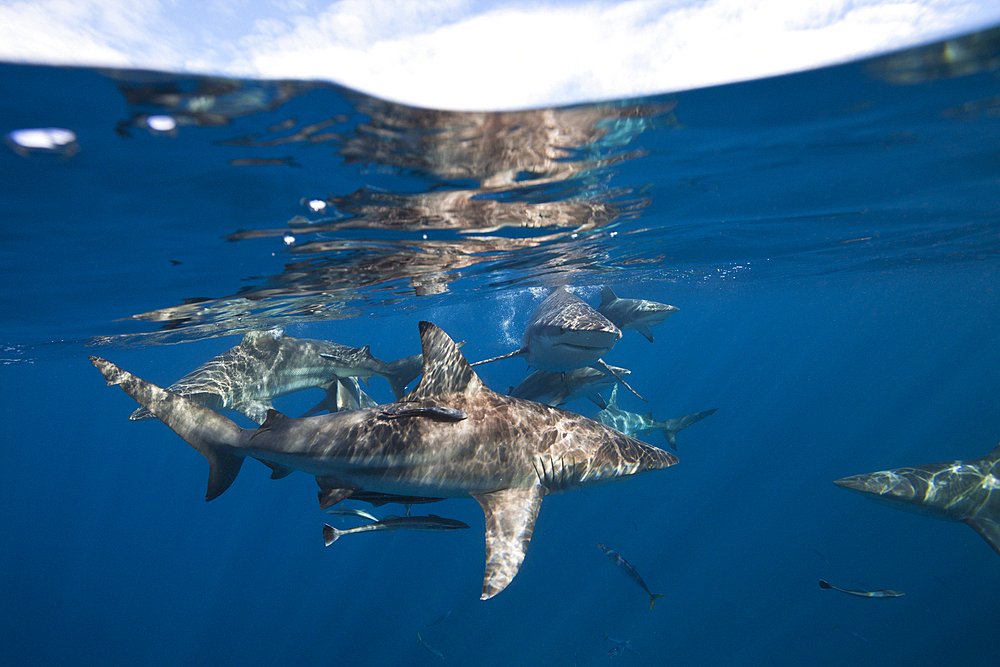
xmin=605 ymin=633 xmax=640 ymax=657
xmin=417 ymin=633 xmax=444 ymax=660
xmin=599 ymin=543 xmax=664 ymax=610
xmin=326 ymin=507 xmax=379 ymax=522
xmin=819 ymin=580 xmax=904 ymax=598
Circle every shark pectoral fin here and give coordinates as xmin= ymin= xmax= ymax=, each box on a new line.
xmin=473 ymin=483 xmax=544 ymax=600
xmin=587 ymin=393 xmax=608 ymax=409
xmin=242 ymin=401 xmax=274 ymax=425
xmin=260 ymin=460 xmax=293 ymax=480
xmin=965 ymin=517 xmax=1000 ymax=554
xmin=636 ymin=324 xmax=654 ymax=343
xmin=593 ymin=359 xmax=646 ymax=402
xmin=317 ymin=478 xmax=355 ymax=509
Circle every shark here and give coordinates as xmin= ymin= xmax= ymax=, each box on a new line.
xmin=595 ymin=385 xmax=718 ymax=451
xmin=834 ymin=443 xmax=1000 ymax=556
xmin=596 ymin=286 xmax=678 ymax=343
xmin=90 ymin=321 xmax=679 ymax=600
xmin=128 ymin=329 xmax=419 ymax=424
xmin=507 ymin=365 xmax=630 ymax=408
xmin=472 ymin=286 xmax=644 ymax=400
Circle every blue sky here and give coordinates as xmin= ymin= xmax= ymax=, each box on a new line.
xmin=2 ymin=0 xmax=999 ymax=109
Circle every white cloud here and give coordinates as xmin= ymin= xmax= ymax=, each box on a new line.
xmin=1 ymin=0 xmax=998 ymax=110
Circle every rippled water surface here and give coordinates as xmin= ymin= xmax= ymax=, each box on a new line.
xmin=2 ymin=26 xmax=1000 ymax=667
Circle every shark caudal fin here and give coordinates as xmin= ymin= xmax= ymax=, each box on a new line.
xmin=656 ymin=408 xmax=719 ymax=451
xmin=90 ymin=356 xmax=246 ymax=501
xmin=649 ymin=593 xmax=665 ymax=610
xmin=383 ymin=356 xmax=423 ymax=400
xmin=322 ymin=524 xmax=342 ymax=546
xmin=407 ymin=322 xmax=484 ymax=400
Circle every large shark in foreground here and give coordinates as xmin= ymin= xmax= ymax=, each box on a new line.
xmin=472 ymin=286 xmax=644 ymax=400
xmin=129 ymin=329 xmax=414 ymax=424
xmin=595 ymin=385 xmax=718 ymax=451
xmin=834 ymin=443 xmax=1000 ymax=555
xmin=91 ymin=322 xmax=678 ymax=599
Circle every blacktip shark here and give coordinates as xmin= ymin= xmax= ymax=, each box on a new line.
xmin=471 ymin=286 xmax=645 ymax=401
xmin=507 ymin=365 xmax=629 ymax=408
xmin=128 ymin=329 xmax=403 ymax=424
xmin=90 ymin=321 xmax=679 ymax=600
xmin=596 ymin=286 xmax=678 ymax=343
xmin=834 ymin=443 xmax=1000 ymax=555
xmin=595 ymin=385 xmax=718 ymax=451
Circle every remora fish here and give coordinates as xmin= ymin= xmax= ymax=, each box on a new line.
xmin=596 ymin=286 xmax=678 ymax=343
xmin=471 ymin=286 xmax=645 ymax=401
xmin=595 ymin=385 xmax=718 ymax=451
xmin=507 ymin=365 xmax=629 ymax=408
xmin=605 ymin=633 xmax=640 ymax=657
xmin=834 ymin=443 xmax=1000 ymax=555
xmin=90 ymin=321 xmax=678 ymax=600
xmin=818 ymin=580 xmax=904 ymax=598
xmin=129 ymin=329 xmax=391 ymax=424
xmin=322 ymin=514 xmax=469 ymax=545
xmin=598 ymin=543 xmax=665 ymax=610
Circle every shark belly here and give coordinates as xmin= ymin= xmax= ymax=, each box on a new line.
xmin=239 ymin=408 xmax=530 ymax=498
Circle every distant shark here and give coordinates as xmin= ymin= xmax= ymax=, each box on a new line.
xmin=507 ymin=365 xmax=629 ymax=408
xmin=595 ymin=385 xmax=717 ymax=451
xmin=472 ymin=286 xmax=644 ymax=400
xmin=91 ymin=322 xmax=678 ymax=600
xmin=129 ymin=329 xmax=413 ymax=424
xmin=596 ymin=286 xmax=678 ymax=343
xmin=834 ymin=443 xmax=1000 ymax=555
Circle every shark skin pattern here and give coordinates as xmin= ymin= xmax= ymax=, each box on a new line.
xmin=595 ymin=385 xmax=718 ymax=451
xmin=91 ymin=322 xmax=678 ymax=600
xmin=834 ymin=443 xmax=1000 ymax=555
xmin=596 ymin=286 xmax=678 ymax=343
xmin=129 ymin=329 xmax=393 ymax=424
xmin=507 ymin=365 xmax=629 ymax=408
xmin=472 ymin=286 xmax=644 ymax=400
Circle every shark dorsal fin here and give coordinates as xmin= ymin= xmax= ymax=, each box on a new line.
xmin=599 ymin=285 xmax=618 ymax=310
xmin=406 ymin=322 xmax=483 ymax=400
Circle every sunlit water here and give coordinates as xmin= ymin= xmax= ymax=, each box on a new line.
xmin=2 ymin=26 xmax=1000 ymax=667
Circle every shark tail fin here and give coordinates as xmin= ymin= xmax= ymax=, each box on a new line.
xmin=384 ymin=356 xmax=422 ymax=400
xmin=649 ymin=593 xmax=665 ymax=610
xmin=658 ymin=408 xmax=719 ymax=451
xmin=322 ymin=524 xmax=342 ymax=546
xmin=90 ymin=356 xmax=246 ymax=502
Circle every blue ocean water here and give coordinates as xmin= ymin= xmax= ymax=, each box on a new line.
xmin=3 ymin=26 xmax=1000 ymax=667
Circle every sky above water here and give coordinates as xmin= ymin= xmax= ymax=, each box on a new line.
xmin=2 ymin=0 xmax=1000 ymax=109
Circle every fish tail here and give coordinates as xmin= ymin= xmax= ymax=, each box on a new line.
xmin=322 ymin=524 xmax=342 ymax=546
xmin=90 ymin=356 xmax=246 ymax=501
xmin=649 ymin=593 xmax=665 ymax=610
xmin=384 ymin=358 xmax=422 ymax=400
